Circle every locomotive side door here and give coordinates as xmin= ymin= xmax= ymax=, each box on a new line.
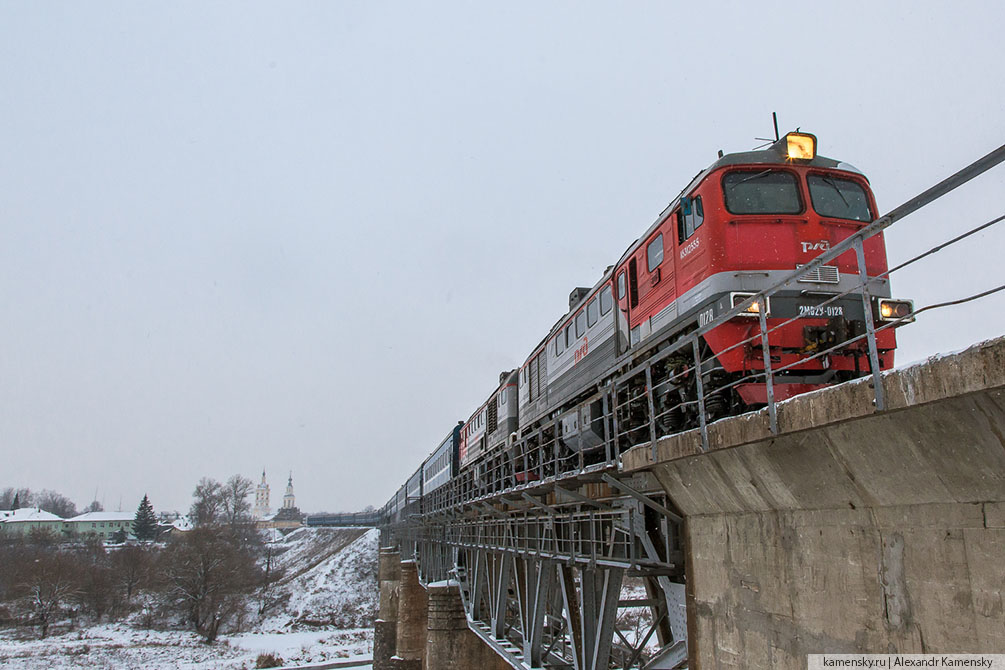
xmin=676 ymin=196 xmax=709 ymax=311
xmin=615 ymin=267 xmax=630 ymax=355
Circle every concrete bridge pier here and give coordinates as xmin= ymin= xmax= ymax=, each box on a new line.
xmin=393 ymin=560 xmax=427 ymax=670
xmin=426 ymin=582 xmax=511 ymax=670
xmin=624 ymin=337 xmax=1005 ymax=668
xmin=373 ymin=548 xmax=401 ymax=670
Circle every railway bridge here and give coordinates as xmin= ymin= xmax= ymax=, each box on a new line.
xmin=373 ymin=338 xmax=1005 ymax=669
xmin=371 ymin=144 xmax=1005 ymax=669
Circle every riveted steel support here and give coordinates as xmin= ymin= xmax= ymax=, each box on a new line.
xmin=758 ymin=299 xmax=779 ymax=434
xmin=645 ymin=364 xmax=657 ymax=455
xmin=490 ymin=552 xmax=512 ymax=640
xmin=519 ymin=558 xmax=554 ymax=666
xmin=692 ymin=338 xmax=709 ymax=452
xmin=582 ymin=566 xmax=625 ymax=670
xmin=854 ymin=237 xmax=886 ymax=410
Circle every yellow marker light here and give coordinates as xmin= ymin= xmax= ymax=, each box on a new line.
xmin=730 ymin=292 xmax=769 ymax=317
xmin=877 ymin=299 xmax=915 ymax=323
xmin=786 ymin=132 xmax=816 ymax=160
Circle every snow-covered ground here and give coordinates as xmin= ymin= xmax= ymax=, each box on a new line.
xmin=0 ymin=624 xmax=373 ymax=669
xmin=263 ymin=527 xmax=378 ymax=631
xmin=0 ymin=527 xmax=379 ymax=670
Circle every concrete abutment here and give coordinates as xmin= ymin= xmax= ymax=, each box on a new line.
xmin=624 ymin=336 xmax=1005 ymax=668
xmin=374 ymin=555 xmax=510 ymax=670
xmin=374 ymin=548 xmax=401 ymax=670
xmin=426 ymin=582 xmax=512 ymax=670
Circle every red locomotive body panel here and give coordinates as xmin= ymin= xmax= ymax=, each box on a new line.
xmin=611 ymin=141 xmax=901 ymax=405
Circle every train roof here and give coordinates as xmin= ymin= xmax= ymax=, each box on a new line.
xmin=463 ymin=368 xmax=518 ymax=424
xmin=614 ymin=132 xmax=869 ymax=271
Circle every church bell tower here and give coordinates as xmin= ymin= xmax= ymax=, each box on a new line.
xmin=254 ymin=469 xmax=271 ymax=519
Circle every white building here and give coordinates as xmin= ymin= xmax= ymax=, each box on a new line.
xmin=0 ymin=507 xmax=65 ymax=536
xmin=254 ymin=469 xmax=272 ymax=519
xmin=65 ymin=511 xmax=135 ymax=541
xmin=282 ymin=472 xmax=296 ymax=510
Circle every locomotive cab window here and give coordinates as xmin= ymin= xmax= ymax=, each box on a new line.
xmin=617 ymin=272 xmax=626 ymax=300
xmin=807 ymin=174 xmax=873 ymax=222
xmin=677 ymin=196 xmax=704 ymax=243
xmin=647 ymin=234 xmax=664 ymax=272
xmin=723 ymin=170 xmax=802 ymax=215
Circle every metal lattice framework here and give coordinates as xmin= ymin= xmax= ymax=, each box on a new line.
xmin=380 ymin=143 xmax=1005 ymax=669
xmin=392 ymin=484 xmax=688 ymax=669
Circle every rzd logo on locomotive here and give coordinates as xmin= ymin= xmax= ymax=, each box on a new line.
xmin=800 ymin=240 xmax=830 ymax=253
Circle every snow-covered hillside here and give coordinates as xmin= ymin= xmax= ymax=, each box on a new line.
xmin=0 ymin=527 xmax=380 ymax=669
xmin=264 ymin=526 xmax=379 ymax=630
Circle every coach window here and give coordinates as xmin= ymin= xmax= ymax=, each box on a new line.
xmin=647 ymin=234 xmax=664 ymax=272
xmin=575 ymin=310 xmax=585 ymax=337
xmin=555 ymin=334 xmax=564 ymax=356
xmin=565 ymin=323 xmax=573 ymax=347
xmin=600 ymin=285 xmax=613 ymax=315
xmin=587 ymin=298 xmax=598 ymax=327
xmin=617 ymin=272 xmax=626 ymax=300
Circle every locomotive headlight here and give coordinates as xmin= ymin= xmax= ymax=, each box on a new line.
xmin=876 ymin=298 xmax=915 ymax=324
xmin=786 ymin=132 xmax=817 ymax=160
xmin=730 ymin=292 xmax=770 ymax=317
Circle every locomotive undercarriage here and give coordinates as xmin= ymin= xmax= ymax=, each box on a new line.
xmin=503 ymin=295 xmax=887 ymax=486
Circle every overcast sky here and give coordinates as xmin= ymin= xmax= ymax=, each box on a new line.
xmin=2 ymin=2 xmax=1003 ymax=515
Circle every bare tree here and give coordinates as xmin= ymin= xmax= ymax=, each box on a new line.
xmin=0 ymin=534 xmax=28 ymax=603
xmin=74 ymin=538 xmax=117 ymax=621
xmin=257 ymin=542 xmax=287 ymax=617
xmin=36 ymin=490 xmax=78 ymax=518
xmin=190 ymin=478 xmax=224 ymax=527
xmin=112 ymin=545 xmax=151 ymax=602
xmin=19 ymin=549 xmax=82 ymax=637
xmin=158 ymin=526 xmax=262 ymax=642
xmin=221 ymin=475 xmax=254 ymax=531
xmin=0 ymin=487 xmax=33 ymax=510
xmin=83 ymin=500 xmax=104 ymax=513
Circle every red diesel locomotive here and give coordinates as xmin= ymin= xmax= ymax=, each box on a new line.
xmin=615 ymin=131 xmax=901 ymax=404
xmin=386 ymin=131 xmax=914 ymax=517
xmin=515 ymin=131 xmax=911 ymax=456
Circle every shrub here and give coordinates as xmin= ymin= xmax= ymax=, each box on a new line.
xmin=254 ymin=652 xmax=284 ymax=668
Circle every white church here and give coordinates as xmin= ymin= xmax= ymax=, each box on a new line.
xmin=254 ymin=469 xmax=303 ymax=529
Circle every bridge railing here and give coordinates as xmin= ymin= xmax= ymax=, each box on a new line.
xmin=305 ymin=511 xmax=384 ymax=527
xmin=379 ymin=142 xmax=1005 ymax=670
xmin=396 ymin=142 xmax=1005 ymax=516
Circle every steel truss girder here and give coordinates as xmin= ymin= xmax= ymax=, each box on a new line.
xmin=427 ymin=501 xmax=687 ymax=670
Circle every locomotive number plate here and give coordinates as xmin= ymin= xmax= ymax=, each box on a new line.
xmin=798 ymin=304 xmax=844 ymax=318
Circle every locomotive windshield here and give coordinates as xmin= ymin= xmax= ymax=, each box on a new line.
xmin=723 ymin=169 xmax=802 ymax=215
xmin=807 ymin=174 xmax=873 ymax=222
